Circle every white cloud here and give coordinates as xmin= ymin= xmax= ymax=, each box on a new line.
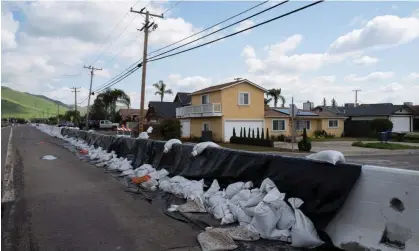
xmin=1 ymin=12 xmax=19 ymax=50
xmin=345 ymin=71 xmax=395 ymax=82
xmin=349 ymin=16 xmax=367 ymax=27
xmin=235 ymin=19 xmax=254 ymax=34
xmin=380 ymin=82 xmax=404 ymax=93
xmin=406 ymin=72 xmax=419 ymax=80
xmin=330 ymin=15 xmax=419 ymax=54
xmin=352 ymin=55 xmax=379 ymax=66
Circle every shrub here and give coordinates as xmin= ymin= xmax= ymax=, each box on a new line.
xmin=243 ymin=127 xmax=247 ymax=138
xmin=261 ymin=128 xmax=265 ymax=139
xmin=248 ymin=127 xmax=251 ymax=138
xmin=277 ymin=134 xmax=285 ymax=142
xmin=298 ymin=128 xmax=312 ymax=152
xmin=230 ymin=136 xmax=274 ymax=147
xmin=271 ymin=135 xmax=276 ymax=140
xmin=257 ymin=128 xmax=260 ymax=139
xmin=252 ymin=129 xmax=255 ymax=138
xmin=240 ymin=127 xmax=243 ymax=137
xmin=160 ymin=119 xmax=181 ymax=140
xmin=266 ymin=128 xmax=270 ymax=140
xmin=233 ymin=127 xmax=236 ymax=137
xmin=352 ymin=141 xmax=364 ymax=147
xmin=371 ymin=119 xmax=393 ymax=134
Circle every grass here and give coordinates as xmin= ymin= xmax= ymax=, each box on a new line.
xmin=218 ymin=143 xmax=293 ymax=152
xmin=311 ymin=137 xmax=377 ymax=142
xmin=1 ymin=86 xmax=69 ymax=119
xmin=352 ymin=141 xmax=419 ymax=150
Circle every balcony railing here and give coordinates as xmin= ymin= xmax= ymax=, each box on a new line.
xmin=176 ymin=103 xmax=222 ymax=118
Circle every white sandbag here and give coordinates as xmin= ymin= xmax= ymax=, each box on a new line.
xmin=204 ymin=180 xmax=221 ymax=197
xmin=141 ymin=178 xmax=158 ymax=191
xmin=306 ymin=150 xmax=345 ymax=165
xmin=146 ymin=126 xmax=153 ymax=134
xmin=197 ymin=231 xmax=238 ymax=251
xmin=240 ymin=192 xmax=265 ymax=217
xmin=155 ymin=169 xmax=169 ymax=180
xmin=227 ymin=201 xmax=252 ymax=225
xmin=137 ymin=132 xmax=149 ymax=139
xmin=288 ymin=197 xmax=324 ymax=248
xmin=177 ymin=198 xmax=207 ymax=213
xmin=163 ymin=139 xmax=182 ymax=153
xmin=250 ymin=189 xmax=282 ymax=238
xmin=225 ymin=182 xmax=245 ymax=199
xmin=269 ymin=229 xmax=291 ymax=242
xmin=121 ymin=169 xmax=135 ymax=177
xmin=260 ymin=178 xmax=276 ymax=193
xmin=205 ymin=226 xmax=260 ymax=241
xmin=265 ymin=190 xmax=296 ymax=230
xmin=208 ymin=193 xmax=227 ymax=219
xmin=191 ymin=142 xmax=220 ymax=156
xmin=244 ymin=181 xmax=253 ymax=189
xmin=230 ymin=189 xmax=251 ymax=204
xmin=118 ymin=160 xmax=132 ymax=171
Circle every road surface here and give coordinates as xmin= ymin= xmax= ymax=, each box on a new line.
xmin=346 ymin=154 xmax=419 ymax=170
xmin=2 ymin=125 xmax=200 ymax=251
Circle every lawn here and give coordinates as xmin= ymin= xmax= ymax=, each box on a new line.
xmin=352 ymin=141 xmax=419 ymax=150
xmin=311 ymin=137 xmax=377 ymax=142
xmin=218 ymin=143 xmax=293 ymax=152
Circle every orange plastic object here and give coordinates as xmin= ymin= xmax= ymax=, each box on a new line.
xmin=79 ymin=149 xmax=88 ymax=154
xmin=131 ymin=175 xmax=151 ymax=184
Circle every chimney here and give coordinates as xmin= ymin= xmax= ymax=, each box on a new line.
xmin=404 ymin=102 xmax=413 ymax=106
xmin=303 ymin=101 xmax=314 ymax=111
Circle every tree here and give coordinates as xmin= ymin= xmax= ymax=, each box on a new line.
xmin=91 ymin=88 xmax=131 ymax=121
xmin=266 ymin=128 xmax=270 ymax=140
xmin=261 ymin=128 xmax=265 ymax=139
xmin=252 ymin=129 xmax=255 ymax=138
xmin=63 ymin=110 xmax=81 ymax=123
xmin=267 ymin=88 xmax=285 ymax=107
xmin=331 ymin=98 xmax=337 ymax=108
xmin=240 ymin=127 xmax=243 ymax=137
xmin=233 ymin=127 xmax=236 ymax=137
xmin=264 ymin=97 xmax=272 ymax=105
xmin=248 ymin=127 xmax=251 ymax=138
xmin=322 ymin=98 xmax=327 ymax=107
xmin=153 ymin=80 xmax=173 ymax=102
xmin=243 ymin=127 xmax=247 ymax=138
xmin=257 ymin=128 xmax=260 ymax=139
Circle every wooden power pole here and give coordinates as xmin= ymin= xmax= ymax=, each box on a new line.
xmin=71 ymin=87 xmax=80 ymax=123
xmin=130 ymin=7 xmax=163 ymax=133
xmin=84 ymin=65 xmax=102 ymax=129
xmin=353 ymin=89 xmax=361 ymax=107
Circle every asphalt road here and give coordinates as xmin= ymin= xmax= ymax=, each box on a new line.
xmin=1 ymin=126 xmax=11 ymax=183
xmin=2 ymin=125 xmax=201 ymax=251
xmin=346 ymin=154 xmax=419 ymax=170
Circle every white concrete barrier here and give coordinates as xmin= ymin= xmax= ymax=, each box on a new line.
xmin=326 ymin=165 xmax=419 ymax=251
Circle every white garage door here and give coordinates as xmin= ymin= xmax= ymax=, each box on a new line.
xmin=224 ymin=120 xmax=264 ymax=142
xmin=180 ymin=119 xmax=190 ymax=137
xmin=390 ymin=116 xmax=410 ymax=132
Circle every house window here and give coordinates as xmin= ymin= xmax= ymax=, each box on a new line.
xmin=203 ymin=122 xmax=210 ymax=131
xmin=201 ymin=94 xmax=210 ymax=104
xmin=238 ymin=92 xmax=250 ymax=105
xmin=272 ymin=119 xmax=286 ymax=131
xmin=297 ymin=120 xmax=311 ymax=130
xmin=328 ymin=119 xmax=338 ymax=128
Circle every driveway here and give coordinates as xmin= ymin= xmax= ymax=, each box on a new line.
xmin=274 ymin=140 xmax=419 ymax=156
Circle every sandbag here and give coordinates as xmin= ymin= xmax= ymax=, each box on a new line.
xmin=205 ymin=226 xmax=260 ymax=242
xmin=163 ymin=139 xmax=182 ymax=153
xmin=191 ymin=142 xmax=220 ymax=156
xmin=227 ymin=201 xmax=252 ymax=225
xmin=306 ymin=150 xmax=345 ymax=165
xmin=146 ymin=126 xmax=153 ymax=133
xmin=240 ymin=192 xmax=265 ymax=217
xmin=250 ymin=189 xmax=282 ymax=239
xmin=120 ymin=169 xmax=135 ymax=177
xmin=230 ymin=189 xmax=251 ymax=204
xmin=288 ymin=197 xmax=324 ymax=248
xmin=197 ymin=230 xmax=238 ymax=251
xmin=260 ymin=178 xmax=276 ymax=193
xmin=137 ymin=132 xmax=149 ymax=139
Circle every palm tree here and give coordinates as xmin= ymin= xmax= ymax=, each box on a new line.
xmin=96 ymin=88 xmax=131 ymax=120
xmin=267 ymin=88 xmax=285 ymax=107
xmin=153 ymin=80 xmax=173 ymax=102
xmin=331 ymin=98 xmax=337 ymax=108
xmin=264 ymin=97 xmax=272 ymax=105
xmin=322 ymin=97 xmax=327 ymax=107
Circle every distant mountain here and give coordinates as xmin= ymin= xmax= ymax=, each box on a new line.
xmin=1 ymin=86 xmax=71 ymax=119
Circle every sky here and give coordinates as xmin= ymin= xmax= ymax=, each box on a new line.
xmin=2 ymin=0 xmax=419 ymax=109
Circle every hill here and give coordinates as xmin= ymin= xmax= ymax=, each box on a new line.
xmin=25 ymin=92 xmax=71 ymax=109
xmin=1 ymin=86 xmax=70 ymax=119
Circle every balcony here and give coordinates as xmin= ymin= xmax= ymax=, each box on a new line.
xmin=176 ymin=103 xmax=222 ymax=118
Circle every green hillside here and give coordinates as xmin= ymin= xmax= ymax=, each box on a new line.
xmin=1 ymin=86 xmax=70 ymax=119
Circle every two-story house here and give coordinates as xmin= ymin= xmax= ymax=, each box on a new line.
xmin=176 ymin=78 xmax=346 ymax=142
xmin=176 ymin=79 xmax=266 ymax=142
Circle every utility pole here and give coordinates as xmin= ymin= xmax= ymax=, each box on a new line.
xmin=130 ymin=7 xmax=163 ymax=133
xmin=71 ymin=87 xmax=80 ymax=123
xmin=353 ymin=89 xmax=361 ymax=107
xmin=57 ymin=104 xmax=60 ymax=125
xmin=84 ymin=65 xmax=102 ymax=129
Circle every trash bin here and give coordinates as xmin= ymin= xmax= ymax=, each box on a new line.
xmin=379 ymin=131 xmax=390 ymax=143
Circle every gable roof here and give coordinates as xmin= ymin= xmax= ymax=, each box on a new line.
xmin=147 ymin=101 xmax=182 ymax=119
xmin=265 ymin=107 xmax=346 ymax=118
xmin=119 ymin=108 xmax=147 ymax=118
xmin=343 ymin=103 xmax=415 ymax=117
xmin=173 ymin=92 xmax=191 ymax=106
xmin=191 ymin=79 xmax=267 ymax=95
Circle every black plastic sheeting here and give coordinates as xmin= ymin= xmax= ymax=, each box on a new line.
xmin=60 ymin=128 xmax=360 ymax=249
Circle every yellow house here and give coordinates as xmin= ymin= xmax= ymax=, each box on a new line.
xmin=176 ymin=79 xmax=346 ymax=142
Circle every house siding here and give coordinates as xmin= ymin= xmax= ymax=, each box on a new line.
xmin=190 ymin=117 xmax=223 ymax=142
xmin=320 ymin=118 xmax=345 ymax=137
xmin=221 ymin=83 xmax=265 ymax=119
xmin=191 ymin=91 xmax=222 ymax=106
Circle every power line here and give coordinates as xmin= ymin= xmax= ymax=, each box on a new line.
xmin=148 ymin=0 xmax=269 ymax=56
xmin=90 ymin=0 xmax=270 ymax=93
xmin=148 ymin=1 xmax=324 ymax=63
xmin=91 ymin=1 xmax=324 ymax=91
xmin=162 ymin=0 xmax=184 ymax=15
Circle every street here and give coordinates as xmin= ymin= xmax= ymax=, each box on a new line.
xmin=346 ymin=154 xmax=419 ymax=170
xmin=1 ymin=125 xmax=200 ymax=251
